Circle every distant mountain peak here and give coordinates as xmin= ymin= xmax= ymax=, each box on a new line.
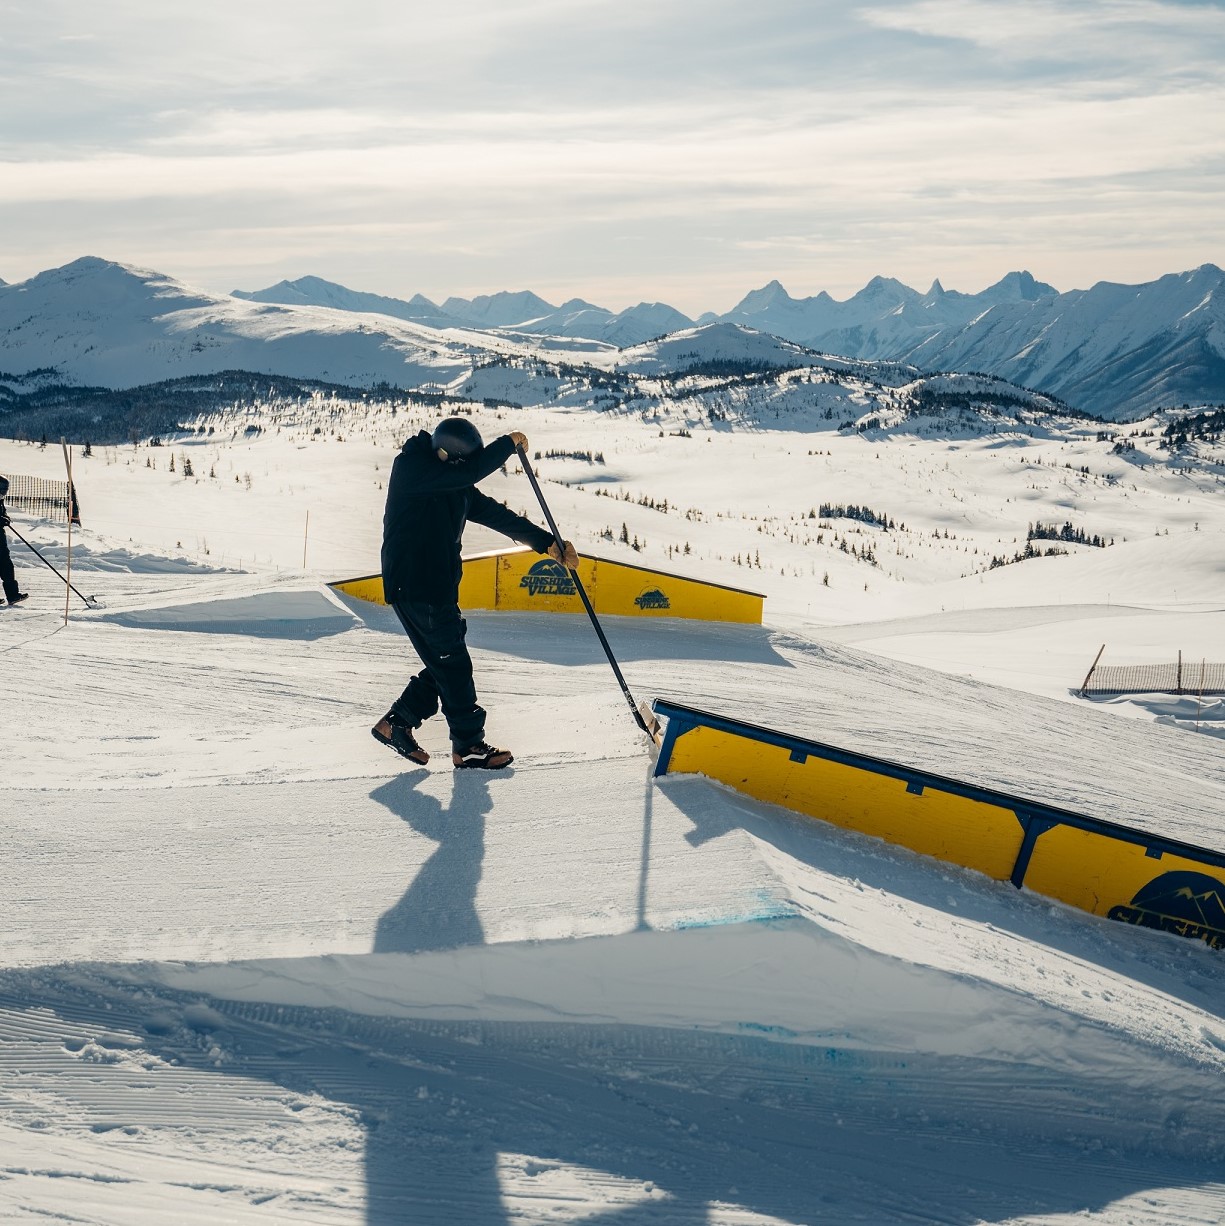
xmin=405 ymin=292 xmax=443 ymax=311
xmin=985 ymin=270 xmax=1058 ymax=301
xmin=853 ymin=276 xmax=919 ymax=305
xmin=61 ymin=255 xmax=126 ymax=272
xmin=232 ymin=276 xmax=314 ymax=301
xmin=731 ymin=280 xmax=796 ymax=314
xmin=32 ymin=255 xmax=151 ymax=284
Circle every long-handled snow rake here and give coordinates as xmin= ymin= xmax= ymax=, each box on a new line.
xmin=6 ymin=523 xmax=99 ymax=608
xmin=516 ymin=444 xmax=663 ymax=747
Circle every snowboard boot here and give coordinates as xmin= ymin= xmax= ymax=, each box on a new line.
xmin=371 ymin=712 xmax=429 ymax=765
xmin=452 ymin=740 xmax=514 ymax=770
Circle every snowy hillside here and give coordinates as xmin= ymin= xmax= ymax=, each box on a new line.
xmin=0 ymin=257 xmax=499 ymax=391
xmin=506 ymin=300 xmax=696 ymax=348
xmin=234 ymin=275 xmax=468 ymax=332
xmin=609 ymin=321 xmax=826 ymax=374
xmin=2 ymin=398 xmax=1224 ymax=1222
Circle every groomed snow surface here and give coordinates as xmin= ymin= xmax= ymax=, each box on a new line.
xmin=2 ymin=412 xmax=1224 ymax=1225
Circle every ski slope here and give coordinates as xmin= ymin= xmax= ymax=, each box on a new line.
xmin=2 ymin=414 xmax=1224 ymax=1225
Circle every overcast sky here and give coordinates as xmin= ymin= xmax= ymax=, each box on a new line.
xmin=1 ymin=0 xmax=1222 ymax=313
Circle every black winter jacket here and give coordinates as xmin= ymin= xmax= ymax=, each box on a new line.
xmin=381 ymin=431 xmax=554 ymax=604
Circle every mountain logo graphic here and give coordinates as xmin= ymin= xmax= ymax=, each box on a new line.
xmin=1108 ymin=870 xmax=1225 ymax=950
xmin=519 ymin=559 xmax=577 ymax=598
xmin=634 ymin=587 xmax=671 ymax=610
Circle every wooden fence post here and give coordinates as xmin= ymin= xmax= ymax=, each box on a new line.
xmin=1079 ymin=644 xmax=1106 ymax=696
xmin=61 ymin=440 xmax=73 ymax=626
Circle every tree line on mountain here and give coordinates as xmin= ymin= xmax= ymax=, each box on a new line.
xmin=0 ymin=371 xmax=479 ymax=445
xmin=906 ymin=385 xmax=1081 ymax=419
xmin=815 ymin=503 xmax=897 ymax=530
xmin=1027 ymin=521 xmax=1110 ymax=547
xmin=1162 ymin=406 xmax=1225 ymax=448
xmin=987 ymin=542 xmax=1068 ymax=569
xmin=987 ymin=520 xmax=1113 ymax=569
xmin=534 ymin=448 xmax=606 ymax=464
xmin=658 ymin=357 xmax=795 ymax=380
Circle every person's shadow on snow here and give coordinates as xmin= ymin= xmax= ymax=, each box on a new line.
xmin=370 ymin=770 xmax=496 ymax=954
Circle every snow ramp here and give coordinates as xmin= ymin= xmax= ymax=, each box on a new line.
xmin=6 ymin=572 xmax=1225 ymax=1223
xmin=653 ymin=699 xmax=1225 ymax=953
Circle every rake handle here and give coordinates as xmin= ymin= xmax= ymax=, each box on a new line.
xmin=515 ymin=444 xmax=655 ymax=739
xmin=7 ymin=523 xmax=96 ymax=607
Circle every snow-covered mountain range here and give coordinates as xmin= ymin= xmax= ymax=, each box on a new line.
xmin=234 ymin=278 xmax=696 ymax=348
xmin=0 ymin=257 xmax=484 ymax=391
xmin=236 ymin=263 xmax=1225 ymax=418
xmin=2 ymin=256 xmax=1223 ymax=425
xmin=801 ymin=266 xmax=1225 ymax=421
xmin=2 ymin=257 xmax=1081 ymax=443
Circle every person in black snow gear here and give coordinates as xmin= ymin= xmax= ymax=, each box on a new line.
xmin=0 ymin=476 xmax=29 ymax=607
xmin=373 ymin=418 xmax=577 ymax=769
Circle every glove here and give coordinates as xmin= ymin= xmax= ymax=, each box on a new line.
xmin=547 ymin=539 xmax=578 ymax=569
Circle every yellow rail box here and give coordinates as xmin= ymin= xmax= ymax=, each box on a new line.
xmin=332 ymin=548 xmax=764 ymax=625
xmin=653 ymin=700 xmax=1225 ymax=953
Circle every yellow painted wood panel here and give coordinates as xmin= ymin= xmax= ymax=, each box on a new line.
xmin=666 ymin=726 xmax=1024 ymax=880
xmin=331 ymin=575 xmax=387 ymax=605
xmin=338 ymin=552 xmax=764 ymax=624
xmin=1023 ymin=823 xmax=1225 ymax=934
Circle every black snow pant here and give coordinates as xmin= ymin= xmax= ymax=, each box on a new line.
xmin=389 ymin=598 xmax=486 ymax=750
xmin=0 ymin=529 xmax=19 ymax=602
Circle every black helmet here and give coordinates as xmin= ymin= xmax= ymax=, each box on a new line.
xmin=0 ymin=475 xmax=8 ymax=499
xmin=431 ymin=417 xmax=484 ymax=462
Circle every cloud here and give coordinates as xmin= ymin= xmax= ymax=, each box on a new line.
xmin=5 ymin=79 xmax=1218 ymax=203
xmin=862 ymin=0 xmax=1225 ymax=77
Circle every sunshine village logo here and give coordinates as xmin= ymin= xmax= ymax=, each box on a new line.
xmin=519 ymin=559 xmax=577 ymax=598
xmin=634 ymin=587 xmax=671 ymax=610
xmin=1108 ymin=870 xmax=1225 ymax=950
